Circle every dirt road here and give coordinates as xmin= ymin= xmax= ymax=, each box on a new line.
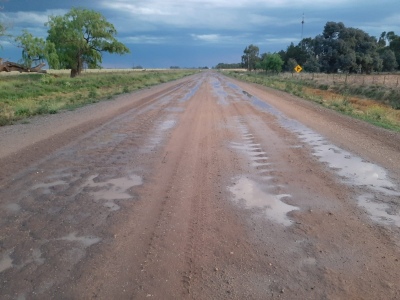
xmin=1 ymin=71 xmax=400 ymax=299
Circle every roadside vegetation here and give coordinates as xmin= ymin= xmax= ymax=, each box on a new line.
xmin=0 ymin=70 xmax=198 ymax=126
xmin=223 ymin=70 xmax=400 ymax=132
xmin=216 ymin=21 xmax=400 ymax=132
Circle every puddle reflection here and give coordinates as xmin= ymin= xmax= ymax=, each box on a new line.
xmin=230 ymin=81 xmax=400 ymax=227
xmin=229 ymin=177 xmax=298 ymax=226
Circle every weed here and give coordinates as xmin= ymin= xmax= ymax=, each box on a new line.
xmin=365 ymin=106 xmax=387 ymax=121
xmin=88 ymin=88 xmax=98 ymax=99
xmin=15 ymin=107 xmax=31 ymax=116
xmin=40 ymin=75 xmax=54 ymax=85
xmin=35 ymin=103 xmax=50 ymax=115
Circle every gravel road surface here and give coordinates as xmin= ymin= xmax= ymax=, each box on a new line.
xmin=1 ymin=71 xmax=399 ymax=299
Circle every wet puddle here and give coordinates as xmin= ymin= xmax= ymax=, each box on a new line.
xmin=0 ymin=250 xmax=13 ymax=273
xmin=146 ymin=118 xmax=177 ymax=151
xmin=5 ymin=203 xmax=21 ymax=213
xmin=31 ymin=180 xmax=67 ymax=194
xmin=85 ymin=174 xmax=143 ymax=210
xmin=282 ymin=123 xmax=400 ymax=228
xmin=229 ymin=177 xmax=298 ymax=226
xmin=165 ymin=107 xmax=184 ymax=112
xmin=231 ymin=80 xmax=400 ymax=228
xmin=58 ymin=232 xmax=101 ymax=248
xmin=179 ymin=80 xmax=202 ymax=102
xmin=229 ymin=119 xmax=298 ymax=225
xmin=210 ymin=77 xmax=229 ymax=105
xmin=358 ymin=194 xmax=400 ymax=227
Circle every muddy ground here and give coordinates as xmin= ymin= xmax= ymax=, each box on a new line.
xmin=0 ymin=71 xmax=399 ymax=299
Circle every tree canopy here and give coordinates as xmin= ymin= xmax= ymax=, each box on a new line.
xmin=15 ymin=30 xmax=59 ymax=69
xmin=241 ymin=44 xmax=259 ymax=71
xmin=232 ymin=22 xmax=400 ymax=74
xmin=255 ymin=53 xmax=284 ymax=73
xmin=46 ymin=7 xmax=130 ymax=77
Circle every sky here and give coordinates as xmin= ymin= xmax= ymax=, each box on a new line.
xmin=1 ymin=0 xmax=399 ymax=68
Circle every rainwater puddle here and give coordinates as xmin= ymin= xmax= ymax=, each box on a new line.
xmin=211 ymin=77 xmax=229 ymax=105
xmin=59 ymin=232 xmax=101 ymax=248
xmin=85 ymin=174 xmax=143 ymax=210
xmin=86 ymin=174 xmax=142 ymax=200
xmin=146 ymin=118 xmax=177 ymax=151
xmin=5 ymin=203 xmax=21 ymax=213
xmin=232 ymin=82 xmax=400 ymax=227
xmin=31 ymin=248 xmax=45 ymax=265
xmin=358 ymin=194 xmax=400 ymax=227
xmin=165 ymin=107 xmax=184 ymax=112
xmin=179 ymin=80 xmax=202 ymax=102
xmin=158 ymin=119 xmax=176 ymax=131
xmin=229 ymin=177 xmax=298 ymax=226
xmin=229 ymin=119 xmax=298 ymax=225
xmin=0 ymin=250 xmax=13 ymax=273
xmin=31 ymin=180 xmax=67 ymax=193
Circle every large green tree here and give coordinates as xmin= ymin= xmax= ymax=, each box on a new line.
xmin=0 ymin=15 xmax=7 ymax=51
xmin=15 ymin=30 xmax=59 ymax=68
xmin=46 ymin=7 xmax=130 ymax=77
xmin=259 ymin=53 xmax=284 ymax=73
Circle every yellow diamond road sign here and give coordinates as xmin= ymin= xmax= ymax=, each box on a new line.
xmin=294 ymin=65 xmax=303 ymax=73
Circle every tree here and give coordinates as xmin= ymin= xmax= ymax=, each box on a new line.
xmin=0 ymin=22 xmax=5 ymax=40
xmin=387 ymin=32 xmax=400 ymax=70
xmin=260 ymin=53 xmax=283 ymax=73
xmin=15 ymin=30 xmax=59 ymax=69
xmin=241 ymin=44 xmax=259 ymax=71
xmin=286 ymin=58 xmax=298 ymax=73
xmin=46 ymin=7 xmax=130 ymax=77
xmin=0 ymin=13 xmax=7 ymax=50
xmin=215 ymin=62 xmax=242 ymax=69
xmin=380 ymin=49 xmax=398 ymax=71
xmin=303 ymin=55 xmax=320 ymax=72
xmin=285 ymin=42 xmax=306 ymax=66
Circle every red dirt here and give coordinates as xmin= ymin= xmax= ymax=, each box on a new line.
xmin=0 ymin=71 xmax=399 ymax=299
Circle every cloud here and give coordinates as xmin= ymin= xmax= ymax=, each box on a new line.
xmin=123 ymin=35 xmax=170 ymax=44
xmin=104 ymin=3 xmax=173 ymax=16
xmin=191 ymin=34 xmax=221 ymax=42
xmin=99 ymin=0 xmax=296 ymax=32
xmin=0 ymin=9 xmax=67 ymax=26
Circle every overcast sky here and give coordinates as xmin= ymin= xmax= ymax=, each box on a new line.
xmin=1 ymin=0 xmax=399 ymax=68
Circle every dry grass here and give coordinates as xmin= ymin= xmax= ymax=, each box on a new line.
xmin=224 ymin=71 xmax=400 ymax=131
xmin=282 ymin=72 xmax=400 ymax=89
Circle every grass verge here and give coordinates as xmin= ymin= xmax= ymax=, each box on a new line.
xmin=0 ymin=70 xmax=199 ymax=126
xmin=223 ymin=71 xmax=400 ymax=132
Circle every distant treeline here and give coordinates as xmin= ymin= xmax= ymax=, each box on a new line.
xmin=215 ymin=63 xmax=242 ymax=69
xmin=217 ymin=22 xmax=400 ymax=74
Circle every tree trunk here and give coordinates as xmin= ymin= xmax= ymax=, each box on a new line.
xmin=70 ymin=53 xmax=83 ymax=78
xmin=70 ymin=68 xmax=78 ymax=78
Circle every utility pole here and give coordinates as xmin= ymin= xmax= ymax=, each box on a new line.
xmin=301 ymin=13 xmax=305 ymax=50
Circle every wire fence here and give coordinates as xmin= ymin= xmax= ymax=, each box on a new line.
xmin=280 ymin=72 xmax=400 ymax=88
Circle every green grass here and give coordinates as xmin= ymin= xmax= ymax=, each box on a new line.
xmin=223 ymin=71 xmax=400 ymax=132
xmin=0 ymin=70 xmax=198 ymax=126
